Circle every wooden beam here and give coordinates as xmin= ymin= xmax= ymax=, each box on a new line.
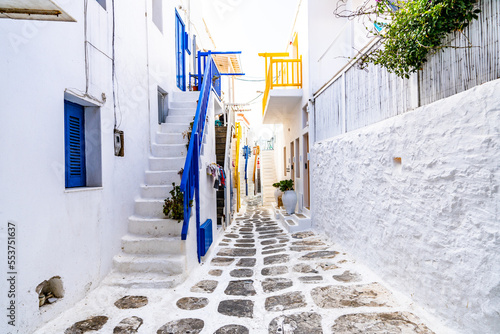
xmin=0 ymin=8 xmax=62 ymax=16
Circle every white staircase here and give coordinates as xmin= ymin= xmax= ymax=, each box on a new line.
xmin=260 ymin=150 xmax=277 ymax=206
xmin=104 ymin=91 xmax=198 ymax=289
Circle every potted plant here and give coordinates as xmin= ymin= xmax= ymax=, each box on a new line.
xmin=272 ymin=182 xmax=282 ymax=207
xmin=279 ymin=179 xmax=297 ymax=214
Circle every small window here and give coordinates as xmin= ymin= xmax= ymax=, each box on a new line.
xmin=96 ymin=0 xmax=106 ymax=10
xmin=152 ymin=0 xmax=163 ymax=32
xmin=64 ymin=99 xmax=102 ymax=188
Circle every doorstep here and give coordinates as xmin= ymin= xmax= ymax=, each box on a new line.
xmin=272 ymin=203 xmax=312 ymax=233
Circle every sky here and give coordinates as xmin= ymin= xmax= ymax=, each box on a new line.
xmin=201 ymin=0 xmax=301 ymax=125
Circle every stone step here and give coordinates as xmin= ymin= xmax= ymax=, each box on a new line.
xmin=166 ymin=108 xmax=196 ymax=117
xmin=141 ymin=184 xmax=176 ymax=199
xmin=216 ymin=142 xmax=226 ymax=150
xmin=161 ymin=122 xmax=191 ymax=133
xmin=134 ymin=199 xmax=165 ymax=218
xmin=155 ymin=132 xmax=187 ymax=145
xmin=170 ymin=101 xmax=198 ymax=109
xmin=171 ymin=91 xmax=200 ymax=102
xmin=152 ymin=143 xmax=186 ymax=158
xmin=144 ymin=171 xmax=180 ymax=186
xmin=128 ymin=215 xmax=182 ymax=237
xmin=215 ymin=130 xmax=227 ymax=138
xmin=149 ymin=157 xmax=185 ymax=171
xmin=166 ymin=115 xmax=194 ymax=124
xmin=102 ymin=271 xmax=185 ymax=289
xmin=121 ymin=234 xmax=183 ymax=255
xmin=215 ymin=133 xmax=227 ymax=138
xmin=113 ymin=253 xmax=185 ymax=275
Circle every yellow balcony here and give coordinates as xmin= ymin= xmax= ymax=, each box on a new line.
xmin=259 ymin=52 xmax=303 ymax=124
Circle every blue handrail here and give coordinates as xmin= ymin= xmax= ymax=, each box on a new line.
xmin=197 ymin=51 xmax=243 ymax=98
xmin=198 ymin=51 xmax=221 ymax=98
xmin=180 ymin=54 xmax=216 ymax=262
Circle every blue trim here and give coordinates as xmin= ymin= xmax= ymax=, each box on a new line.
xmin=64 ymin=100 xmax=86 ymax=188
xmin=185 ymin=32 xmax=191 ymax=55
xmin=196 ymin=50 xmax=244 ymax=98
xmin=243 ymin=145 xmax=251 ymax=196
xmin=180 ymin=55 xmax=218 ymax=262
xmin=199 ymin=219 xmax=213 ymax=257
xmin=175 ymin=9 xmax=186 ymax=91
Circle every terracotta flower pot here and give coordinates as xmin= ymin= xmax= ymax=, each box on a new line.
xmin=274 ymin=188 xmax=282 ymax=206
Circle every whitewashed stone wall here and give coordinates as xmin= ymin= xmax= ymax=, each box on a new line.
xmin=311 ymin=79 xmax=500 ymax=334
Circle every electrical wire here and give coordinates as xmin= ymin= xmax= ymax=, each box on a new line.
xmin=234 ymin=77 xmax=266 ymax=82
xmin=112 ymin=0 xmax=118 ymax=128
xmin=84 ymin=0 xmax=89 ymax=93
xmin=244 ymin=92 xmax=263 ymax=105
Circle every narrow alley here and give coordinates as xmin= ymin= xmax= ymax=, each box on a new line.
xmin=1 ymin=1 xmax=499 ymax=333
xmin=36 ymin=196 xmax=437 ymax=334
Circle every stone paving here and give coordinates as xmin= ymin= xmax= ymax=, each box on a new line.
xmin=36 ymin=197 xmax=438 ymax=334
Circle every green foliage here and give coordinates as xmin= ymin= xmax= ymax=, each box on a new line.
xmin=370 ymin=0 xmax=480 ymax=78
xmin=163 ymin=182 xmax=184 ymax=222
xmin=272 ymin=182 xmax=281 ymax=188
xmin=183 ymin=119 xmax=195 ymax=150
xmin=340 ymin=0 xmax=480 ymax=78
xmin=278 ymin=179 xmax=294 ymax=192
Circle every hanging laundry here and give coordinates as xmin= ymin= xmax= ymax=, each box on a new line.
xmin=206 ymin=162 xmax=226 ymax=189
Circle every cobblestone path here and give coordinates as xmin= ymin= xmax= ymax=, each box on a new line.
xmin=37 ymin=197 xmax=438 ymax=334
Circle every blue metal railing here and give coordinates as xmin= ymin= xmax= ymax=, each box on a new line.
xmin=180 ymin=55 xmax=217 ymax=262
xmin=198 ymin=51 xmax=221 ymax=98
xmin=197 ymin=51 xmax=244 ymax=99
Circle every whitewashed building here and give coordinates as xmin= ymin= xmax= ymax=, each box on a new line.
xmin=308 ymin=0 xmax=500 ymax=333
xmin=0 ymin=1 xmax=239 ymax=333
xmin=260 ymin=0 xmax=312 ymax=232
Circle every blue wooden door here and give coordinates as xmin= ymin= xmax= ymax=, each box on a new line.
xmin=175 ymin=10 xmax=186 ymax=91
xmin=64 ymin=100 xmax=86 ymax=188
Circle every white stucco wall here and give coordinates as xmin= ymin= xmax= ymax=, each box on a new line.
xmin=311 ymin=79 xmax=500 ymax=333
xmin=0 ymin=0 xmax=212 ymax=333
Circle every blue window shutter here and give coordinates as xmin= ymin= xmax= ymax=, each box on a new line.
xmin=64 ymin=101 xmax=86 ymax=188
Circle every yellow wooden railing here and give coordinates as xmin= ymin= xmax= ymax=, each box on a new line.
xmin=259 ymin=52 xmax=303 ymax=115
xmin=234 ymin=122 xmax=242 ymax=212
